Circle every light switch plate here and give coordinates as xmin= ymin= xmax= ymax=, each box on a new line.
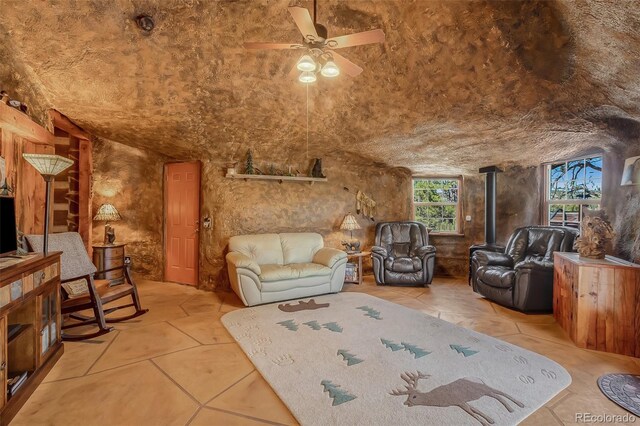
xmin=465 ymin=215 xmax=472 ymax=222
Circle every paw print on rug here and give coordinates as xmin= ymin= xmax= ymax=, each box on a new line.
xmin=271 ymin=354 xmax=295 ymax=366
xmin=252 ymin=336 xmax=272 ymax=347
xmin=541 ymin=369 xmax=557 ymax=380
xmin=495 ymin=344 xmax=513 ymax=352
xmin=519 ymin=375 xmax=535 ymax=384
xmin=248 ymin=347 xmax=267 ymax=358
xmin=513 ymin=355 xmax=528 ymax=365
xmin=467 ymin=336 xmax=481 ymax=344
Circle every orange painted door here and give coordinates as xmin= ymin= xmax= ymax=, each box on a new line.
xmin=164 ymin=162 xmax=200 ymax=286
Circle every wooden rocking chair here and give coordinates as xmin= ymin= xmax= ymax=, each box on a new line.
xmin=26 ymin=232 xmax=148 ymax=341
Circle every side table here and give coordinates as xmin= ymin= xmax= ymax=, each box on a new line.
xmin=93 ymin=243 xmax=126 ymax=286
xmin=344 ymin=251 xmax=370 ymax=285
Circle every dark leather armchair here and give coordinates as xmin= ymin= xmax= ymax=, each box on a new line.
xmin=471 ymin=226 xmax=579 ymax=312
xmin=371 ymin=222 xmax=436 ymax=286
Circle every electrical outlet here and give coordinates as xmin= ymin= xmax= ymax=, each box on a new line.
xmin=465 ymin=215 xmax=472 ymax=222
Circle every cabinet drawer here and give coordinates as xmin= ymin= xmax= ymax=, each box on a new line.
xmin=104 ymin=246 xmax=124 ymax=259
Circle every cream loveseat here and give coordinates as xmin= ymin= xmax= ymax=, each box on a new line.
xmin=226 ymin=233 xmax=348 ymax=306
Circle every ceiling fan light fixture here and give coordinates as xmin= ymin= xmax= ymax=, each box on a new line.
xmin=320 ymin=60 xmax=340 ymax=77
xmin=296 ymin=54 xmax=317 ymax=72
xmin=299 ymin=71 xmax=317 ymax=84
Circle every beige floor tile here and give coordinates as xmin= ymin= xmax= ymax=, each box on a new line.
xmin=190 ymin=408 xmax=272 ymax=426
xmin=180 ymin=292 xmax=225 ymax=315
xmin=439 ymin=312 xmax=519 ymax=337
xmin=110 ymin=301 xmax=190 ymax=331
xmin=551 ymin=390 xmax=636 ymax=425
xmin=219 ymin=292 xmax=246 ymax=313
xmin=517 ymin=322 xmax=574 ymax=346
xmin=169 ymin=312 xmax=235 ymax=345
xmin=43 ymin=330 xmax=118 ymax=383
xmin=208 ymin=371 xmax=297 ymax=425
xmin=153 ymin=344 xmax=254 ymax=404
xmin=89 ymin=322 xmax=200 ymax=373
xmin=520 ymin=407 xmax=563 ymax=425
xmin=12 ymin=361 xmax=198 ymax=426
xmin=491 ymin=303 xmax=556 ymax=324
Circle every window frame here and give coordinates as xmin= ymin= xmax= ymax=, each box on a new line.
xmin=411 ymin=176 xmax=464 ymax=236
xmin=542 ymin=153 xmax=603 ymax=228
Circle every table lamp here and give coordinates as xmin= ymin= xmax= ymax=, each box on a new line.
xmin=22 ymin=154 xmax=74 ymax=255
xmin=93 ymin=203 xmax=122 ymax=245
xmin=340 ymin=212 xmax=362 ymax=253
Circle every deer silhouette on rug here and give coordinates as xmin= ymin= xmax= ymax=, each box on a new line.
xmin=278 ymin=299 xmax=330 ymax=312
xmin=390 ymin=371 xmax=524 ymax=426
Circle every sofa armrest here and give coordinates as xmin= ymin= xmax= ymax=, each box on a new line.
xmin=313 ymin=248 xmax=347 ymax=269
xmin=226 ymin=252 xmax=261 ymax=276
xmin=473 ymin=251 xmax=513 ymax=268
xmin=371 ymin=246 xmax=388 ymax=257
xmin=414 ymin=245 xmax=436 ymax=258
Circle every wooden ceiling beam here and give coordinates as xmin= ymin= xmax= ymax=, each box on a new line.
xmin=48 ymin=109 xmax=91 ymax=140
xmin=0 ymin=103 xmax=55 ymax=145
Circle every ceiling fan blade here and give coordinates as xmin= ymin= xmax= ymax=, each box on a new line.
xmin=289 ymin=6 xmax=318 ymax=40
xmin=330 ymin=51 xmax=363 ymax=77
xmin=243 ymin=42 xmax=303 ymax=50
xmin=326 ymin=29 xmax=385 ymax=49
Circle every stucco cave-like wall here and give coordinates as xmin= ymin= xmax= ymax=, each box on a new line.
xmin=198 ymin=159 xmax=412 ymax=290
xmin=91 ymin=138 xmax=169 ymax=280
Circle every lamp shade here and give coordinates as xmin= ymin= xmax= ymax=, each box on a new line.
xmin=621 ymin=156 xmax=640 ymax=186
xmin=22 ymin=154 xmax=73 ymax=177
xmin=93 ymin=203 xmax=122 ymax=222
xmin=340 ymin=212 xmax=361 ymax=231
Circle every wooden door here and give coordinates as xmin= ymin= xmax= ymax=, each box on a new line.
xmin=164 ymin=162 xmax=200 ymax=286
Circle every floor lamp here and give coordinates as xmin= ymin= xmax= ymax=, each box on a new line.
xmin=22 ymin=154 xmax=74 ymax=255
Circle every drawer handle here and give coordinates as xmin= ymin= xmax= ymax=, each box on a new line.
xmin=0 ymin=361 xmax=6 ymax=371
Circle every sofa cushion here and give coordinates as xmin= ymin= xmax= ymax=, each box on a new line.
xmin=259 ymin=263 xmax=331 ymax=282
xmin=280 ymin=233 xmax=324 ymax=264
xmin=229 ymin=234 xmax=284 ymax=265
xmin=384 ymin=257 xmax=422 ymax=273
xmin=477 ymin=266 xmax=515 ymax=289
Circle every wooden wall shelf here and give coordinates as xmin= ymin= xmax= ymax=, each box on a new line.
xmin=225 ymin=173 xmax=328 ymax=185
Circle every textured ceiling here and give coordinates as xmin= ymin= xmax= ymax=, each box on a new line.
xmin=1 ymin=0 xmax=639 ymax=173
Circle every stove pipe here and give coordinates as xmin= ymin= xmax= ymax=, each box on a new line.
xmin=479 ymin=166 xmax=502 ymax=245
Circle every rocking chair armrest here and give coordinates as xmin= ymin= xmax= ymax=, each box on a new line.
xmin=95 ymin=264 xmax=127 ymax=275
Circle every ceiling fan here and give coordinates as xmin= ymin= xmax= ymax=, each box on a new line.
xmin=243 ymin=1 xmax=385 ymax=83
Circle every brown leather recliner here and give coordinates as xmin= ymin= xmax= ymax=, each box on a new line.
xmin=471 ymin=226 xmax=579 ymax=312
xmin=371 ymin=222 xmax=436 ymax=287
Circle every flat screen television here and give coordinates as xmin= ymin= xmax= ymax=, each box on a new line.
xmin=0 ymin=196 xmax=17 ymax=256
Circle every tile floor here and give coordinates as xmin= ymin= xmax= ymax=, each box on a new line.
xmin=11 ymin=276 xmax=640 ymax=425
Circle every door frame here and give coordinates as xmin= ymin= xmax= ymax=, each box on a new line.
xmin=163 ymin=160 xmax=201 ymax=286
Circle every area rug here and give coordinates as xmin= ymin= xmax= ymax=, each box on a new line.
xmin=221 ymin=293 xmax=571 ymax=425
xmin=598 ymin=374 xmax=640 ymax=417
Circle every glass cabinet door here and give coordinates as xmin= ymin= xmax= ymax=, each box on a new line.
xmin=39 ymin=289 xmax=59 ymax=358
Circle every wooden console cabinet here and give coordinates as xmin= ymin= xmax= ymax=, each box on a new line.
xmin=0 ymin=253 xmax=64 ymax=425
xmin=553 ymin=252 xmax=640 ymax=357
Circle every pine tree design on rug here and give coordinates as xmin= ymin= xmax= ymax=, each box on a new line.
xmin=277 ymin=320 xmax=299 ymax=331
xmin=356 ymin=305 xmax=382 ymax=320
xmin=381 ymin=339 xmax=431 ymax=358
xmin=321 ymin=380 xmax=357 ymax=406
xmin=389 ymin=372 xmax=524 ymax=426
xmin=303 ymin=320 xmax=322 ymax=330
xmin=381 ymin=338 xmax=404 ymax=351
xmin=450 ymin=344 xmax=479 ymax=357
xmin=337 ymin=349 xmax=363 ymax=366
xmin=322 ymin=322 xmax=343 ymax=333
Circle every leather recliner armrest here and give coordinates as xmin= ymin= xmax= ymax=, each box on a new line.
xmin=313 ymin=248 xmax=347 ymax=269
xmin=515 ymin=258 xmax=554 ymax=271
xmin=371 ymin=246 xmax=388 ymax=257
xmin=226 ymin=252 xmax=261 ymax=276
xmin=413 ymin=245 xmax=436 ymax=258
xmin=473 ymin=251 xmax=513 ymax=268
